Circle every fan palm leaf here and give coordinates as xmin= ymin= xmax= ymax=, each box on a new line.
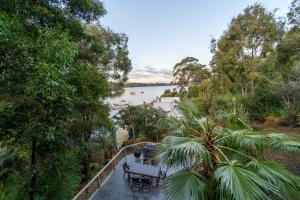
xmin=156 ymin=101 xmax=300 ymax=200
xmin=176 ymin=100 xmax=200 ymax=119
xmin=265 ymin=133 xmax=300 ymax=153
xmin=163 ymin=169 xmax=207 ymax=200
xmin=156 ymin=136 xmax=211 ymax=168
xmin=214 ymin=161 xmax=281 ymax=200
xmin=216 ymin=130 xmax=267 ymax=156
xmin=219 ymin=113 xmax=251 ymax=130
xmin=246 ymin=160 xmax=300 ymax=199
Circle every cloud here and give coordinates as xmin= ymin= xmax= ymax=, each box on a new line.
xmin=128 ymin=66 xmax=173 ymax=83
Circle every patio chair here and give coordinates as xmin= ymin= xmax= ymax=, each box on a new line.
xmin=159 ymin=170 xmax=167 ymax=180
xmin=159 ymin=167 xmax=168 ymax=180
xmin=141 ymin=177 xmax=152 ymax=192
xmin=122 ymin=162 xmax=129 ymax=179
xmin=131 ymin=176 xmax=141 ymax=191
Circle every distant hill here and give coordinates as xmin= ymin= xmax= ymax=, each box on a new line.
xmin=125 ymin=82 xmax=174 ymax=87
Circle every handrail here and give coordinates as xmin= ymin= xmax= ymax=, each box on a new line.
xmin=72 ymin=141 xmax=158 ymax=200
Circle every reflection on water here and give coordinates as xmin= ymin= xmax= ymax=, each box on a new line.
xmin=107 ymin=85 xmax=177 ymax=105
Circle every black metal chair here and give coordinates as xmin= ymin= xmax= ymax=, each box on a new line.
xmin=159 ymin=170 xmax=167 ymax=180
xmin=122 ymin=162 xmax=129 ymax=178
xmin=141 ymin=176 xmax=152 ymax=192
xmin=131 ymin=176 xmax=141 ymax=191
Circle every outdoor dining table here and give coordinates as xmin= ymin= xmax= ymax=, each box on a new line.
xmin=127 ymin=162 xmax=161 ymax=186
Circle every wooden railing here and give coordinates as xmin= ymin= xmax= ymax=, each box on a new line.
xmin=122 ymin=137 xmax=158 ymax=146
xmin=72 ymin=141 xmax=158 ymax=200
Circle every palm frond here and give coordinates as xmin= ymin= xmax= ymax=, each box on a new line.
xmin=159 ymin=117 xmax=189 ymax=136
xmin=156 ymin=136 xmax=211 ymax=168
xmin=216 ymin=130 xmax=266 ymax=155
xmin=163 ymin=169 xmax=207 ymax=200
xmin=159 ymin=117 xmax=182 ymax=129
xmin=246 ymin=160 xmax=300 ymax=199
xmin=176 ymin=100 xmax=200 ymax=120
xmin=213 ymin=161 xmax=281 ymax=200
xmin=220 ymin=113 xmax=251 ymax=130
xmin=193 ymin=117 xmax=215 ymax=134
xmin=246 ymin=159 xmax=300 ymax=188
xmin=217 ymin=130 xmax=300 ymax=155
xmin=265 ymin=133 xmax=300 ymax=153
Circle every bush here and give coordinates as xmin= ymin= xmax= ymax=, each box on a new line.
xmin=187 ymin=85 xmax=201 ymax=98
xmin=210 ymin=94 xmax=238 ymax=114
xmin=119 ymin=105 xmax=167 ymax=139
xmin=192 ymin=94 xmax=242 ymax=115
xmin=241 ymin=85 xmax=281 ymax=120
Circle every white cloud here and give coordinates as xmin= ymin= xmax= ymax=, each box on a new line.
xmin=128 ymin=66 xmax=173 ymax=83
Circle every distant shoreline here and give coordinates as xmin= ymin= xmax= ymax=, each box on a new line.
xmin=124 ymin=83 xmax=175 ymax=87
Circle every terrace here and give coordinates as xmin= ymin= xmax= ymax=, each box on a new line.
xmin=73 ymin=142 xmax=173 ymax=200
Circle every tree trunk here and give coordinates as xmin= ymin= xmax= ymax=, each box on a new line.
xmin=29 ymin=137 xmax=37 ymax=200
xmin=204 ymin=134 xmax=219 ymax=177
xmin=81 ymin=154 xmax=89 ymax=183
xmin=81 ymin=128 xmax=91 ymax=182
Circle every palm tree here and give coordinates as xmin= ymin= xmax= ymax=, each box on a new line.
xmin=156 ymin=101 xmax=300 ymax=200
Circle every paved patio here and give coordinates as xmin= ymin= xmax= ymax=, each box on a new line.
xmin=90 ymin=154 xmax=170 ymax=200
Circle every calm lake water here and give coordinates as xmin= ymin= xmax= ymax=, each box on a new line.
xmin=108 ymin=85 xmax=177 ymax=105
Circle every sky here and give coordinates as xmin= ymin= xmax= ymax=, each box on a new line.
xmin=101 ymin=0 xmax=291 ymax=83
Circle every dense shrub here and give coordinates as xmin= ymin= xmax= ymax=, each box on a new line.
xmin=241 ymin=85 xmax=281 ymax=120
xmin=187 ymin=85 xmax=201 ymax=98
xmin=191 ymin=94 xmax=247 ymax=119
xmin=161 ymin=88 xmax=179 ymax=97
xmin=119 ymin=105 xmax=167 ymax=139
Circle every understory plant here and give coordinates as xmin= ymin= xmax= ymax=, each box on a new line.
xmin=156 ymin=101 xmax=300 ymax=200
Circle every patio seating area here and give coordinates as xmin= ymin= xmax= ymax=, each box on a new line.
xmin=90 ymin=149 xmax=171 ymax=200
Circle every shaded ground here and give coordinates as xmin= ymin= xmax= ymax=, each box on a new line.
xmin=258 ymin=124 xmax=300 ymax=176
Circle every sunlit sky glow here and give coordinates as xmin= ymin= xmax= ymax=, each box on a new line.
xmin=101 ymin=0 xmax=291 ymax=83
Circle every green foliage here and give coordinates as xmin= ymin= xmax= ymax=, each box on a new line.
xmin=171 ymin=3 xmax=300 ymax=126
xmin=161 ymin=88 xmax=179 ymax=97
xmin=159 ymin=2 xmax=300 ymax=199
xmin=277 ymin=70 xmax=300 ymax=126
xmin=156 ymin=101 xmax=300 ymax=200
xmin=210 ymin=95 xmax=240 ymax=115
xmin=163 ymin=169 xmax=207 ymax=200
xmin=190 ymin=94 xmax=246 ymax=119
xmin=173 ymin=57 xmax=210 ymax=88
xmin=0 ymin=1 xmax=132 ymax=199
xmin=241 ymin=83 xmax=281 ymax=120
xmin=287 ymin=0 xmax=300 ymax=27
xmin=187 ymin=85 xmax=201 ymax=98
xmin=211 ymin=4 xmax=284 ymax=94
xmin=119 ymin=105 xmax=167 ymax=139
xmin=277 ymin=28 xmax=300 ymax=71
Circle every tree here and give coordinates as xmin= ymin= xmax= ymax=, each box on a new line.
xmin=276 ymin=0 xmax=300 ymax=79
xmin=287 ymin=0 xmax=300 ymax=27
xmin=119 ymin=105 xmax=167 ymax=139
xmin=156 ymin=101 xmax=300 ymax=200
xmin=211 ymin=4 xmax=284 ymax=94
xmin=161 ymin=88 xmax=179 ymax=97
xmin=277 ymin=65 xmax=300 ymax=126
xmin=173 ymin=57 xmax=210 ymax=88
xmin=0 ymin=1 xmax=131 ymax=199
